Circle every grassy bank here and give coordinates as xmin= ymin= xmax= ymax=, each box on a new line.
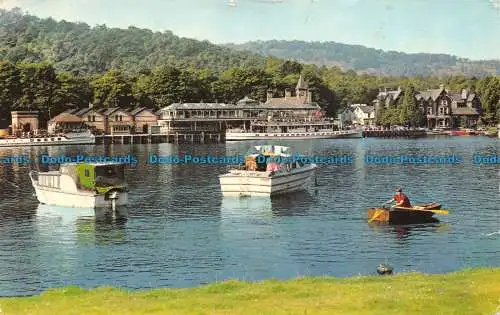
xmin=1 ymin=268 xmax=499 ymax=315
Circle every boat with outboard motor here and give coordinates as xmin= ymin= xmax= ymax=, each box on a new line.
xmin=29 ymin=162 xmax=128 ymax=208
xmin=219 ymin=145 xmax=317 ymax=197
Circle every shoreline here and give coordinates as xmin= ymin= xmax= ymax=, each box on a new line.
xmin=1 ymin=267 xmax=499 ymax=314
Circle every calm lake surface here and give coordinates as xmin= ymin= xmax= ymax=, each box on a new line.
xmin=0 ymin=137 xmax=498 ymax=296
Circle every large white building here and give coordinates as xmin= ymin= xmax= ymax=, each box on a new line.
xmin=351 ymin=104 xmax=375 ymax=126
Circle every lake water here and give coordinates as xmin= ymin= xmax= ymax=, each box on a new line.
xmin=0 ymin=137 xmax=498 ymax=296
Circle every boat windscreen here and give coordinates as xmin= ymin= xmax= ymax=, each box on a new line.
xmin=95 ymin=165 xmax=124 ymax=186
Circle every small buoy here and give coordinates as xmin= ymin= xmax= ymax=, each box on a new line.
xmin=377 ymin=264 xmax=393 ymax=275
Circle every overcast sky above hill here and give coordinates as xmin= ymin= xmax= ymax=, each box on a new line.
xmin=1 ymin=0 xmax=500 ymax=60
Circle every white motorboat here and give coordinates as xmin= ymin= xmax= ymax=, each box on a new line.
xmin=0 ymin=130 xmax=95 ymax=147
xmin=29 ymin=162 xmax=128 ymax=208
xmin=219 ymin=145 xmax=317 ymax=197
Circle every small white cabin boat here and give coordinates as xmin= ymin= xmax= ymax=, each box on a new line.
xmin=219 ymin=145 xmax=317 ymax=197
xmin=29 ymin=162 xmax=128 ymax=208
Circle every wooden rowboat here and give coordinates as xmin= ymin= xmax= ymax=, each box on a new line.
xmin=368 ymin=203 xmax=444 ymax=224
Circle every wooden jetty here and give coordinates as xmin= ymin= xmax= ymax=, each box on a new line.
xmin=95 ymin=132 xmax=224 ymax=145
xmin=362 ymin=130 xmax=426 ymax=138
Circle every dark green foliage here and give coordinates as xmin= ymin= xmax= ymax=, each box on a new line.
xmin=0 ymin=9 xmax=498 ymax=126
xmin=226 ymin=40 xmax=500 ymax=77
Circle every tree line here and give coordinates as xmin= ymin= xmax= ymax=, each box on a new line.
xmin=1 ymin=59 xmax=499 ymax=128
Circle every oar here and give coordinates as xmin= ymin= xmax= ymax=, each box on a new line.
xmin=368 ymin=209 xmax=386 ymax=223
xmin=395 ymin=206 xmax=449 ymax=215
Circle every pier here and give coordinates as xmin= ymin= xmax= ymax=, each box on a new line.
xmin=361 ymin=130 xmax=427 ymax=138
xmin=95 ymin=132 xmax=224 ymax=145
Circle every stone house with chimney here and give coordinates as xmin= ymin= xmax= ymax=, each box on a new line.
xmin=372 ymin=85 xmax=482 ymax=128
xmin=415 ymin=85 xmax=481 ymax=128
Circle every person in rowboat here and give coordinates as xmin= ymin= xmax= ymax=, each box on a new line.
xmin=391 ymin=187 xmax=412 ymax=208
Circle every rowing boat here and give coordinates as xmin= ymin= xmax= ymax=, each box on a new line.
xmin=367 ymin=203 xmax=445 ymax=224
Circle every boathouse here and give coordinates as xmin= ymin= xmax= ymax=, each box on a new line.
xmin=47 ymin=112 xmax=85 ymax=133
xmin=11 ymin=111 xmax=39 ymax=136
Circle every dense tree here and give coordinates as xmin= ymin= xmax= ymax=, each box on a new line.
xmin=399 ymin=84 xmax=421 ymax=127
xmin=90 ymin=69 xmax=135 ymax=107
xmin=0 ymin=61 xmax=21 ymax=127
xmin=477 ymin=76 xmax=500 ymax=125
xmin=0 ymin=8 xmax=498 ymax=127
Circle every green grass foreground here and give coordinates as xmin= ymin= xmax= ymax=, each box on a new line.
xmin=1 ymin=268 xmax=499 ymax=315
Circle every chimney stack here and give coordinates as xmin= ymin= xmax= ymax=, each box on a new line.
xmin=285 ymin=88 xmax=292 ymax=98
xmin=307 ymin=89 xmax=312 ymax=103
xmin=267 ymin=90 xmax=273 ymax=102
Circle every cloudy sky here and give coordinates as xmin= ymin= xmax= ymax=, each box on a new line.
xmin=1 ymin=0 xmax=500 ymax=60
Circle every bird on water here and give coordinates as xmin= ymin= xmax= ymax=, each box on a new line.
xmin=377 ymin=264 xmax=393 ymax=275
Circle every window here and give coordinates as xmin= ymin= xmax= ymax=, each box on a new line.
xmin=87 ymin=115 xmax=92 ymax=121
xmin=84 ymin=169 xmax=90 ymax=177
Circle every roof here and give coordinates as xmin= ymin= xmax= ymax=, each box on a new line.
xmin=429 ymin=88 xmax=445 ymax=101
xmin=237 ymin=96 xmax=259 ymax=106
xmin=415 ymin=91 xmax=432 ymax=100
xmin=449 ymin=92 xmax=464 ymax=103
xmin=61 ymin=161 xmax=125 ymax=167
xmin=48 ymin=113 xmax=83 ymax=123
xmin=63 ymin=108 xmax=78 ymax=114
xmin=103 ymin=107 xmax=120 ymax=116
xmin=74 ymin=108 xmax=91 ymax=116
xmin=163 ymin=102 xmax=320 ymax=111
xmin=265 ymin=97 xmax=318 ymax=108
xmin=376 ymin=87 xmax=403 ymax=101
xmin=130 ymin=107 xmax=146 ymax=116
xmin=355 ymin=105 xmax=375 ymax=113
xmin=467 ymin=93 xmax=476 ymax=102
xmin=452 ymin=107 xmax=479 ymax=115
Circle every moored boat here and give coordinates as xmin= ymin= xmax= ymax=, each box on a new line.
xmin=367 ymin=203 xmax=443 ymax=224
xmin=226 ymin=128 xmax=362 ymax=140
xmin=29 ymin=162 xmax=128 ymax=208
xmin=219 ymin=145 xmax=317 ymax=197
xmin=0 ymin=129 xmax=95 ymax=147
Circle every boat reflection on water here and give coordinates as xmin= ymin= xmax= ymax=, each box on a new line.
xmin=220 ymin=190 xmax=315 ymax=219
xmin=269 ymin=190 xmax=315 ymax=217
xmin=368 ymin=221 xmax=451 ymax=239
xmin=36 ymin=204 xmax=128 ymax=245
